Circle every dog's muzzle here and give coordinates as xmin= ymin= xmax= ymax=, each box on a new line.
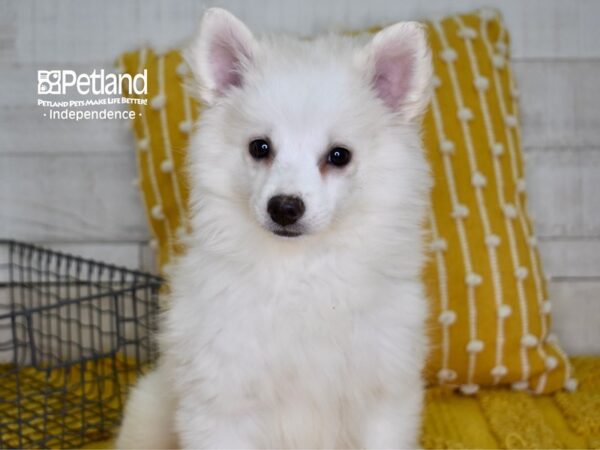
xmin=267 ymin=195 xmax=305 ymax=237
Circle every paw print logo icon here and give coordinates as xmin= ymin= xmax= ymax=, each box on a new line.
xmin=38 ymin=70 xmax=62 ymax=95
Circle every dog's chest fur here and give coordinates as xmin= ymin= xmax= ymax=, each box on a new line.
xmin=164 ymin=248 xmax=426 ymax=446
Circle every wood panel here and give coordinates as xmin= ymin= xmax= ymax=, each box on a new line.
xmin=525 ymin=149 xmax=600 ymax=239
xmin=3 ymin=0 xmax=600 ymax=66
xmin=0 ymin=153 xmax=149 ymax=242
xmin=515 ymin=61 xmax=600 ymax=149
xmin=549 ymin=279 xmax=600 ymax=355
xmin=539 ymin=238 xmax=600 ymax=280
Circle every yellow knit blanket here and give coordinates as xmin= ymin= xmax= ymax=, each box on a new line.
xmin=2 ymin=357 xmax=598 ymax=448
xmin=421 ymin=357 xmax=599 ymax=449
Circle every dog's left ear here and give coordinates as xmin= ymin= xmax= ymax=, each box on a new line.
xmin=359 ymin=22 xmax=432 ymax=121
xmin=185 ymin=8 xmax=257 ymax=104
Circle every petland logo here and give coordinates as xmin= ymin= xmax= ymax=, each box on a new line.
xmin=37 ymin=69 xmax=147 ymax=96
xmin=37 ymin=69 xmax=148 ymax=121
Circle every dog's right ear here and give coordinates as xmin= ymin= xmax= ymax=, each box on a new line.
xmin=185 ymin=8 xmax=257 ymax=104
xmin=358 ymin=22 xmax=432 ymax=122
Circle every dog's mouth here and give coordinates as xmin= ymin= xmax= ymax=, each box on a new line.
xmin=273 ymin=229 xmax=302 ymax=238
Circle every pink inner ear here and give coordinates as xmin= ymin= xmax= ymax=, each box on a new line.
xmin=373 ymin=44 xmax=415 ymax=110
xmin=209 ymin=34 xmax=246 ymax=94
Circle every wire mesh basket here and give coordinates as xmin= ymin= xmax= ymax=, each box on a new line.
xmin=0 ymin=240 xmax=162 ymax=449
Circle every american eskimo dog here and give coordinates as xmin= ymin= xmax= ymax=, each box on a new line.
xmin=117 ymin=7 xmax=432 ymax=449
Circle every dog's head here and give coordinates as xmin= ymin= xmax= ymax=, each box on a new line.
xmin=185 ymin=8 xmax=432 ymax=247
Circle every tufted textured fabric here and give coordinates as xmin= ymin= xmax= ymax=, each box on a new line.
xmin=118 ymin=9 xmax=574 ymax=394
xmin=419 ymin=10 xmax=575 ymax=394
xmin=419 ymin=357 xmax=599 ymax=449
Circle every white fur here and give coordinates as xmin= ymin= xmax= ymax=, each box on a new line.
xmin=118 ymin=8 xmax=432 ymax=449
xmin=117 ymin=368 xmax=178 ymax=449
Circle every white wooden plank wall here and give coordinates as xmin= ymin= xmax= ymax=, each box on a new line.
xmin=0 ymin=0 xmax=598 ymax=354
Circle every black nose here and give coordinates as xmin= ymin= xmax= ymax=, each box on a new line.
xmin=267 ymin=195 xmax=305 ymax=227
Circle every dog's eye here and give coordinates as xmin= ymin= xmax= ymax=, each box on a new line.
xmin=249 ymin=139 xmax=271 ymax=160
xmin=327 ymin=147 xmax=352 ymax=167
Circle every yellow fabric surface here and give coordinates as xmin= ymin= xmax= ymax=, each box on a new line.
xmin=0 ymin=357 xmax=140 ymax=448
xmin=118 ymin=9 xmax=573 ymax=394
xmin=76 ymin=357 xmax=598 ymax=449
xmin=420 ymin=357 xmax=599 ymax=449
xmin=2 ymin=357 xmax=597 ymax=449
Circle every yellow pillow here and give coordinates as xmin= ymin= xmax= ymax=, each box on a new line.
xmin=119 ymin=9 xmax=575 ymax=394
xmin=120 ymin=48 xmax=198 ymax=270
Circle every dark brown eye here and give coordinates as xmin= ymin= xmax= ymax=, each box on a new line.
xmin=327 ymin=147 xmax=352 ymax=167
xmin=249 ymin=139 xmax=271 ymax=160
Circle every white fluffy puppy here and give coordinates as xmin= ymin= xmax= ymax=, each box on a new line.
xmin=118 ymin=7 xmax=432 ymax=449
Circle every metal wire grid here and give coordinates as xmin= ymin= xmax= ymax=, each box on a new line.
xmin=0 ymin=240 xmax=162 ymax=448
